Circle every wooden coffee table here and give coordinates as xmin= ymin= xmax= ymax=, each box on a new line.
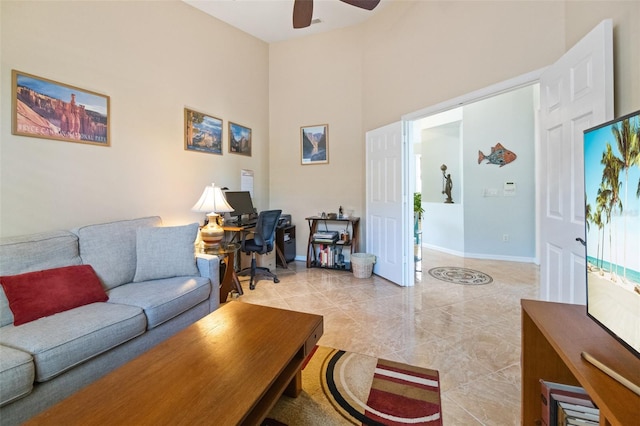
xmin=27 ymin=302 xmax=323 ymax=425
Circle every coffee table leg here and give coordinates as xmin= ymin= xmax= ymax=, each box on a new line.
xmin=284 ymin=370 xmax=302 ymax=397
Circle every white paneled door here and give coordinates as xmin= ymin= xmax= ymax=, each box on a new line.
xmin=365 ymin=122 xmax=412 ymax=287
xmin=540 ymin=19 xmax=613 ymax=304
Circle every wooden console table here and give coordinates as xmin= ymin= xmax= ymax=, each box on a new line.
xmin=199 ymin=242 xmax=243 ymax=300
xmin=521 ymin=299 xmax=639 ymax=425
xmin=27 ymin=302 xmax=323 ymax=425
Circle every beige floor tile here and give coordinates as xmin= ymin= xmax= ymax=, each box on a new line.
xmin=236 ymin=249 xmax=539 ymax=425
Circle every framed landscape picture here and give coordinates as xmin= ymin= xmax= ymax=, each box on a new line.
xmin=301 ymin=124 xmax=328 ymax=165
xmin=11 ymin=70 xmax=110 ymax=146
xmin=229 ymin=122 xmax=251 ymax=156
xmin=184 ymin=108 xmax=223 ymax=155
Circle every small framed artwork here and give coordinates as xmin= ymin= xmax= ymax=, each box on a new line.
xmin=184 ymin=108 xmax=223 ymax=155
xmin=301 ymin=124 xmax=328 ymax=165
xmin=229 ymin=122 xmax=252 ymax=156
xmin=11 ymin=70 xmax=110 ymax=146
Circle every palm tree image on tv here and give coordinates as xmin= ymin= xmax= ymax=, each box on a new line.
xmin=584 ymin=111 xmax=640 ymax=354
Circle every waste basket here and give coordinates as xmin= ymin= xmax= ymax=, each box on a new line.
xmin=351 ymin=253 xmax=376 ymax=278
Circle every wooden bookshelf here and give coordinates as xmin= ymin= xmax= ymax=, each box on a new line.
xmin=521 ymin=300 xmax=640 ymax=425
xmin=305 ymin=216 xmax=360 ymax=271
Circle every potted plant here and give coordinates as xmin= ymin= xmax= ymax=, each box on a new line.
xmin=413 ymin=192 xmax=424 ymax=263
xmin=414 ymin=192 xmax=424 ymax=220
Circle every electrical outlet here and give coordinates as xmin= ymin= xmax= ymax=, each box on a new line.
xmin=502 ymin=234 xmax=509 ymax=242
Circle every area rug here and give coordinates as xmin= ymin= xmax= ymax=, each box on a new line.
xmin=428 ymin=266 xmax=493 ymax=285
xmin=264 ymin=346 xmax=442 ymax=425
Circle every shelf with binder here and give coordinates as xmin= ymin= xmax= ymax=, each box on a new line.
xmin=305 ymin=216 xmax=359 ymax=271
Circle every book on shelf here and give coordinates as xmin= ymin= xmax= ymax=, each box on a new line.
xmin=313 ymin=230 xmax=339 ymax=244
xmin=550 ymin=392 xmax=597 ymax=410
xmin=540 ymin=380 xmax=597 ymax=426
xmin=565 ymin=419 xmax=598 ymax=426
xmin=313 ymin=231 xmax=339 ymax=239
xmin=316 ymin=244 xmax=346 ymax=269
xmin=557 ymin=401 xmax=599 ymax=425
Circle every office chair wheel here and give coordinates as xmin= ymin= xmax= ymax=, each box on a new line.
xmin=274 ymin=278 xmax=280 ymax=284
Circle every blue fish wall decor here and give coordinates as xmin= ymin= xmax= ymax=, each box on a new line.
xmin=478 ymin=142 xmax=517 ymax=167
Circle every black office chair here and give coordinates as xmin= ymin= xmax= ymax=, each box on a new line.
xmin=238 ymin=209 xmax=282 ymax=290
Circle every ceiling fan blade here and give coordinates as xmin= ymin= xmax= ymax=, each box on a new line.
xmin=293 ymin=0 xmax=314 ymax=29
xmin=339 ymin=0 xmax=381 ymax=11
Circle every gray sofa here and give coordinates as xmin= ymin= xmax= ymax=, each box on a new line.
xmin=0 ymin=217 xmax=220 ymax=425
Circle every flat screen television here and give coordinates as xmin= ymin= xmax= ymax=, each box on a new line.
xmin=583 ymin=109 xmax=640 ymax=358
xmin=224 ymin=191 xmax=255 ymax=225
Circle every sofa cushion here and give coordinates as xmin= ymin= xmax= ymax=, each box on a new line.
xmin=1 ymin=265 xmax=108 ymax=326
xmin=0 ymin=303 xmax=146 ymax=382
xmin=0 ymin=345 xmax=34 ymax=407
xmin=74 ymin=217 xmax=162 ymax=290
xmin=0 ymin=230 xmax=81 ymax=327
xmin=107 ymin=276 xmax=210 ymax=329
xmin=133 ymin=223 xmax=199 ymax=282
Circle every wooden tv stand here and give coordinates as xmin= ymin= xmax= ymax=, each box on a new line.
xmin=521 ymin=300 xmax=640 ymax=425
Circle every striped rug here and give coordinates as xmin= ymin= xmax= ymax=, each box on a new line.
xmin=264 ymin=346 xmax=442 ymax=425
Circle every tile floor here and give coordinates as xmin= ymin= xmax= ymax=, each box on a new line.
xmin=236 ymin=249 xmax=541 ymax=425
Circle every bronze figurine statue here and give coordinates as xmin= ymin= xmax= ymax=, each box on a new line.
xmin=441 ymin=164 xmax=453 ymax=204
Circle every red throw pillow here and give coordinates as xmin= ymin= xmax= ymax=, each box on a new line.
xmin=1 ymin=265 xmax=108 ymax=326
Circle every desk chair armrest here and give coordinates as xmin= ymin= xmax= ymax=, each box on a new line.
xmin=196 ymin=253 xmax=221 ymax=312
xmin=240 ymin=230 xmax=248 ymax=253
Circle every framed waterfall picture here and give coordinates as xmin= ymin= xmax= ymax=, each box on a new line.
xmin=184 ymin=108 xmax=223 ymax=155
xmin=301 ymin=124 xmax=328 ymax=165
xmin=11 ymin=70 xmax=110 ymax=146
xmin=228 ymin=122 xmax=252 ymax=156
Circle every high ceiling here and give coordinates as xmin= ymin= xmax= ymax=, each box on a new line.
xmin=183 ymin=0 xmax=388 ymax=43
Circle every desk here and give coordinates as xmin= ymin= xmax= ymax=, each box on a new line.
xmin=222 ymin=225 xmax=248 ymax=274
xmin=224 ymin=224 xmax=290 ymax=270
xmin=198 ymin=243 xmax=243 ymax=300
xmin=222 ymin=224 xmax=252 ymax=243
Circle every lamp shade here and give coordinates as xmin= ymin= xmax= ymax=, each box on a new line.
xmin=191 ymin=183 xmax=233 ymax=214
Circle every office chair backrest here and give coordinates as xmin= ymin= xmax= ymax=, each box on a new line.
xmin=254 ymin=210 xmax=282 ymax=252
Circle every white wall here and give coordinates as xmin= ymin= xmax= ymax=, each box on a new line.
xmin=564 ymin=0 xmax=640 ymax=116
xmin=423 ymin=203 xmax=465 ymax=255
xmin=419 ymin=86 xmax=536 ymax=260
xmin=2 ymin=0 xmax=638 ymax=257
xmin=269 ymin=0 xmax=568 ymax=256
xmin=359 ymin=1 xmax=567 ymax=131
xmin=463 ymin=85 xmax=536 ymax=259
xmin=269 ymin=27 xmax=364 ymax=256
xmin=0 ymin=1 xmax=269 ymax=237
xmin=420 ymin=120 xmax=465 ymax=254
xmin=421 ymin=122 xmax=461 ymax=204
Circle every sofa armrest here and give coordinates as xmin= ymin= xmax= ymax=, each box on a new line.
xmin=196 ymin=254 xmax=220 ymax=312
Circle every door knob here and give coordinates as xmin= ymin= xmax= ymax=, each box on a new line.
xmin=575 ymin=237 xmax=586 ymax=247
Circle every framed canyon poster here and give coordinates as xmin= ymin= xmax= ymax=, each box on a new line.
xmin=11 ymin=70 xmax=110 ymax=146
xmin=301 ymin=124 xmax=328 ymax=165
xmin=228 ymin=121 xmax=251 ymax=157
xmin=184 ymin=108 xmax=223 ymax=155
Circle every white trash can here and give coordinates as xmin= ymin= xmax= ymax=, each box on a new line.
xmin=351 ymin=253 xmax=376 ymax=278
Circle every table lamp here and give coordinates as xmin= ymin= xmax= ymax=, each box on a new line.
xmin=191 ymin=183 xmax=234 ymax=248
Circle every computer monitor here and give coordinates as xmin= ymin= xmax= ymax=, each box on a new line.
xmin=224 ymin=191 xmax=255 ymax=224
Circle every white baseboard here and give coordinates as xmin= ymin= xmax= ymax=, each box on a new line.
xmin=423 ymin=244 xmax=537 ymax=264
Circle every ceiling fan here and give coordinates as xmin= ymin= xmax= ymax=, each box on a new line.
xmin=293 ymin=0 xmax=381 ymax=29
